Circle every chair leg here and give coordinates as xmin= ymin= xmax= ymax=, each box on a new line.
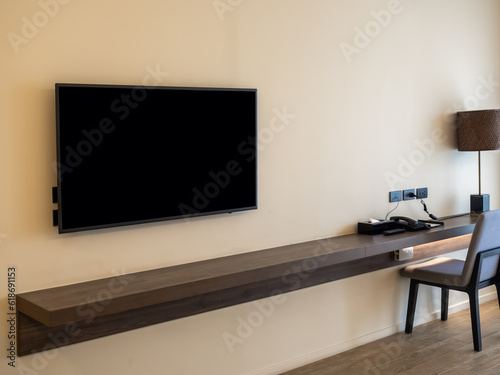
xmin=495 ymin=283 xmax=500 ymax=310
xmin=405 ymin=279 xmax=419 ymax=334
xmin=441 ymin=287 xmax=449 ymax=321
xmin=468 ymin=291 xmax=482 ymax=352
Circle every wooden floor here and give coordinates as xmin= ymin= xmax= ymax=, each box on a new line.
xmin=281 ymin=299 xmax=500 ymax=375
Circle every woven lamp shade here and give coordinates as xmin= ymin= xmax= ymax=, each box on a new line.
xmin=457 ymin=109 xmax=500 ymax=151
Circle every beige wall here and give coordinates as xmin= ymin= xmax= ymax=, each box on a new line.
xmin=2 ymin=0 xmax=500 ymax=374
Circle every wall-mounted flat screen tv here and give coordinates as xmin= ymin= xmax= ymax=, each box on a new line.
xmin=55 ymin=83 xmax=257 ymax=233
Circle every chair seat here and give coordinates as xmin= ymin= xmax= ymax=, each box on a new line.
xmin=400 ymin=257 xmax=465 ymax=286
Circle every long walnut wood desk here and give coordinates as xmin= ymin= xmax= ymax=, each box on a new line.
xmin=17 ymin=215 xmax=477 ymax=356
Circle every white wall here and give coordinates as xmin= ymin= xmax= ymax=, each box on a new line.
xmin=1 ymin=0 xmax=500 ymax=374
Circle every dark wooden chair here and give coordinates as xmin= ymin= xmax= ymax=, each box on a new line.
xmin=400 ymin=209 xmax=500 ymax=351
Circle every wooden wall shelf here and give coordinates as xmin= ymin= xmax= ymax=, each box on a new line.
xmin=17 ymin=215 xmax=477 ymax=356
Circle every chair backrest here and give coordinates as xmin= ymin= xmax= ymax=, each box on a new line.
xmin=461 ymin=209 xmax=500 ymax=286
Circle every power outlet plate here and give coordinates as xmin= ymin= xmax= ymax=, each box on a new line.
xmin=403 ymin=189 xmax=415 ymax=200
xmin=389 ymin=191 xmax=402 ymax=203
xmin=395 ymin=247 xmax=414 ymax=261
xmin=416 ymin=187 xmax=428 ymax=199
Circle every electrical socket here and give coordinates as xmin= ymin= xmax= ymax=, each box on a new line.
xmin=416 ymin=187 xmax=428 ymax=199
xmin=403 ymin=189 xmax=415 ymax=200
xmin=389 ymin=191 xmax=402 ymax=203
xmin=395 ymin=247 xmax=414 ymax=261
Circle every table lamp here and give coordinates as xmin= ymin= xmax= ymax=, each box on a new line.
xmin=456 ymin=109 xmax=500 ymax=214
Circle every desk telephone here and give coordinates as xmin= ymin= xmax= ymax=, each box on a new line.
xmin=390 ymin=216 xmax=444 ymax=231
xmin=357 ymin=216 xmax=444 ymax=235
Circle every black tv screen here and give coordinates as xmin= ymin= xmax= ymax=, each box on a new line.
xmin=55 ymin=83 xmax=257 ymax=233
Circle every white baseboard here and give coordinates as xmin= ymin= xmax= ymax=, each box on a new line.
xmin=250 ymin=292 xmax=498 ymax=375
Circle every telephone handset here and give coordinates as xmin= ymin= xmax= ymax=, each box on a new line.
xmin=390 ymin=216 xmax=430 ymax=231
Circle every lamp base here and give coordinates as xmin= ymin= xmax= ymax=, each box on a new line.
xmin=470 ymin=194 xmax=490 ymax=215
